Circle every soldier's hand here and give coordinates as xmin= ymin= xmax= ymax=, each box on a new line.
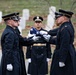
xmin=40 ymin=30 xmax=48 ymax=35
xmin=32 ymin=36 xmax=39 ymax=41
xmin=43 ymin=34 xmax=51 ymax=42
xmin=7 ymin=64 xmax=13 ymax=71
xmin=47 ymin=58 xmax=50 ymax=62
xmin=28 ymin=58 xmax=31 ymax=63
xmin=59 ymin=62 xmax=65 ymax=67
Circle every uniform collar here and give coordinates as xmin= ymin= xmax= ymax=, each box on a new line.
xmin=6 ymin=25 xmax=16 ymax=33
xmin=60 ymin=21 xmax=69 ymax=28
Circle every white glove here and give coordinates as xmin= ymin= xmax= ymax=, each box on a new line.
xmin=43 ymin=34 xmax=51 ymax=42
xmin=47 ymin=58 xmax=50 ymax=62
xmin=27 ymin=34 xmax=35 ymax=38
xmin=7 ymin=64 xmax=13 ymax=71
xmin=32 ymin=36 xmax=39 ymax=41
xmin=59 ymin=62 xmax=65 ymax=67
xmin=40 ymin=31 xmax=48 ymax=35
xmin=28 ymin=58 xmax=31 ymax=63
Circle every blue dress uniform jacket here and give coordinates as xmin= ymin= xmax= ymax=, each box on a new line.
xmin=26 ymin=28 xmax=52 ymax=75
xmin=49 ymin=22 xmax=76 ymax=75
xmin=0 ymin=25 xmax=32 ymax=75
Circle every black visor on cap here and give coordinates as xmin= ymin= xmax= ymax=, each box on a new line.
xmin=11 ymin=16 xmax=18 ymax=21
xmin=35 ymin=21 xmax=42 ymax=23
xmin=55 ymin=12 xmax=63 ymax=19
xmin=59 ymin=9 xmax=74 ymax=18
xmin=2 ymin=12 xmax=20 ymax=21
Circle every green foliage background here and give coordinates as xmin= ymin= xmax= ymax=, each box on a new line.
xmin=0 ymin=0 xmax=76 ymax=16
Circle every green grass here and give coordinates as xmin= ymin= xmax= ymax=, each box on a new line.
xmin=0 ymin=0 xmax=76 ymax=16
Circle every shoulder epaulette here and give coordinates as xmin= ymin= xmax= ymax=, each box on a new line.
xmin=61 ymin=25 xmax=68 ymax=31
xmin=65 ymin=25 xmax=67 ymax=27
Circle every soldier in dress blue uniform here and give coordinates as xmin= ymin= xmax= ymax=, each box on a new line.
xmin=0 ymin=13 xmax=33 ymax=75
xmin=43 ymin=9 xmax=76 ymax=75
xmin=26 ymin=16 xmax=52 ymax=75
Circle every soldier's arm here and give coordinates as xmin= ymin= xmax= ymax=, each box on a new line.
xmin=3 ymin=33 xmax=14 ymax=64
xmin=48 ymin=27 xmax=59 ymax=36
xmin=18 ymin=35 xmax=33 ymax=46
xmin=26 ymin=46 xmax=31 ymax=59
xmin=46 ymin=44 xmax=52 ymax=58
xmin=59 ymin=27 xmax=70 ymax=63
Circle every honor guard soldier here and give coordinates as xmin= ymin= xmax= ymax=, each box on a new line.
xmin=0 ymin=12 xmax=33 ymax=75
xmin=26 ymin=16 xmax=52 ymax=75
xmin=42 ymin=9 xmax=76 ymax=75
